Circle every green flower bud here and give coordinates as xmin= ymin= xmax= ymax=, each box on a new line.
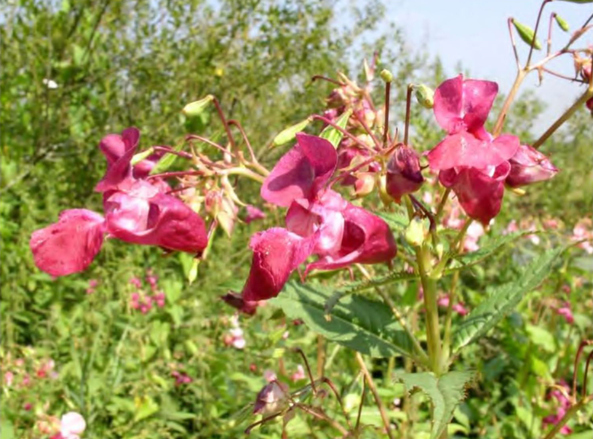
xmin=414 ymin=84 xmax=435 ymax=109
xmin=131 ymin=147 xmax=154 ymax=165
xmin=272 ymin=118 xmax=311 ymax=146
xmin=512 ymin=19 xmax=542 ymax=50
xmin=554 ymin=14 xmax=570 ymax=32
xmin=182 ymin=95 xmax=214 ymax=116
xmin=405 ymin=217 xmax=428 ymax=247
xmin=380 ymin=69 xmax=393 ymax=83
xmin=319 ymin=109 xmax=352 ymax=148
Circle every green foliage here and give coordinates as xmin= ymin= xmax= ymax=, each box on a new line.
xmin=397 ymin=370 xmax=474 ymax=439
xmin=271 ymin=281 xmax=422 ymax=361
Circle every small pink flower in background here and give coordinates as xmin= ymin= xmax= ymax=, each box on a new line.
xmin=244 ymin=205 xmax=266 ymax=224
xmin=146 ymin=269 xmax=158 ymax=291
xmin=438 ymin=295 xmax=469 ymax=316
xmin=23 ymin=402 xmax=32 ymax=411
xmin=4 ymin=371 xmax=14 ymax=387
xmin=290 ymin=365 xmax=306 ymax=382
xmin=223 ymin=315 xmax=246 ymax=349
xmin=153 ymin=292 xmax=166 ymax=308
xmin=263 ymin=369 xmax=277 ymax=383
xmin=543 ymin=381 xmax=572 ymax=435
xmin=561 ymin=284 xmax=571 ymax=295
xmin=130 ymin=277 xmax=142 ymax=288
xmin=556 ymin=303 xmax=574 ymax=324
xmin=463 ymin=222 xmax=485 ymax=252
xmin=543 ymin=218 xmax=560 ymax=230
xmin=171 ymin=370 xmax=192 ymax=386
xmin=86 ymin=279 xmax=99 ymax=294
xmin=60 ymin=412 xmax=86 ymax=439
xmin=572 ymin=218 xmax=593 ymax=254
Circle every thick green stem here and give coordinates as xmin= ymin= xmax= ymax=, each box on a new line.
xmin=416 ymin=244 xmax=442 ymax=375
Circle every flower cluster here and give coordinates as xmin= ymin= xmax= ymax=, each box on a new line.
xmin=128 ymin=271 xmax=166 ymax=313
xmin=30 ymin=128 xmax=208 ymax=277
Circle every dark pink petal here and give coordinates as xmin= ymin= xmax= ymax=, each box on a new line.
xmin=221 ymin=292 xmax=259 ymax=315
xmin=386 ymin=144 xmax=424 ymax=202
xmin=261 ymin=133 xmax=337 ymax=206
xmin=306 ymin=204 xmax=396 ymax=272
xmin=427 ymin=132 xmax=519 ymax=170
xmin=30 ymin=209 xmax=106 ymax=277
xmin=506 ymin=144 xmax=558 ymax=187
xmin=240 ymin=228 xmax=315 ymax=302
xmin=433 ymin=75 xmax=498 ymax=134
xmin=244 ymin=205 xmax=266 ymax=224
xmin=105 ymin=191 xmax=207 ymax=254
xmin=95 ymin=128 xmax=140 ymax=192
xmin=440 ymin=162 xmax=510 ymax=225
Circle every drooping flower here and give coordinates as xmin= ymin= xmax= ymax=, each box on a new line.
xmin=253 ymin=381 xmax=289 ymax=416
xmin=427 ymin=75 xmax=520 ymax=224
xmin=386 ymin=143 xmax=424 ymax=202
xmin=506 ymin=144 xmax=558 ymax=188
xmin=60 ymin=412 xmax=86 ymax=439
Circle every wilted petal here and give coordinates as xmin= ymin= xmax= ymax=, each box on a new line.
xmin=244 ymin=205 xmax=266 ymax=223
xmin=30 ymin=209 xmax=106 ymax=277
xmin=440 ymin=163 xmax=510 ymax=225
xmin=240 ymin=228 xmax=315 ymax=303
xmin=506 ymin=144 xmax=558 ymax=187
xmin=433 ymin=75 xmax=498 ymax=134
xmin=307 ymin=204 xmax=396 ymax=272
xmin=261 ymin=133 xmax=337 ymax=206
xmin=427 ymin=132 xmax=519 ymax=170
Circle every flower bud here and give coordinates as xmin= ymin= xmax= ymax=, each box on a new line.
xmin=272 ymin=118 xmax=311 ymax=146
xmin=380 ymin=69 xmax=393 ymax=83
xmin=512 ymin=19 xmax=542 ymax=50
xmin=506 ymin=144 xmax=558 ymax=188
xmin=405 ymin=217 xmax=428 ymax=247
xmin=253 ymin=381 xmax=289 ymax=416
xmin=182 ymin=95 xmax=214 ymax=116
xmin=414 ymin=84 xmax=435 ymax=109
xmin=554 ymin=14 xmax=570 ymax=32
xmin=386 ymin=144 xmax=424 ymax=203
xmin=354 ymin=172 xmax=375 ymax=197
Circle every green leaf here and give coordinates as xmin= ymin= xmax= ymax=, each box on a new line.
xmin=449 ymin=231 xmax=534 ymax=268
xmin=397 ymin=371 xmax=473 ymax=439
xmin=376 ymin=209 xmax=409 ymax=233
xmin=134 ymin=396 xmax=159 ymax=422
xmin=452 ymin=246 xmax=566 ymax=352
xmin=270 ymin=281 xmax=421 ymax=360
xmin=319 ymin=109 xmax=352 ymax=148
xmin=512 ymin=19 xmax=542 ymax=50
xmin=149 ymin=141 xmax=185 ymax=175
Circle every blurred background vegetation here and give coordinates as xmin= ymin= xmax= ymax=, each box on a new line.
xmin=1 ymin=1 xmax=591 ymax=438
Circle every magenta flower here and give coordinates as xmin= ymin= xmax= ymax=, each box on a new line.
xmin=30 ymin=209 xmax=106 ymax=277
xmin=427 ymin=75 xmax=520 ymax=224
xmin=386 ymin=143 xmax=424 ymax=203
xmin=244 ymin=205 xmax=266 ymax=223
xmin=226 ymin=134 xmax=396 ymax=313
xmin=506 ymin=144 xmax=558 ymax=188
xmin=556 ymin=303 xmax=574 ymax=324
xmin=30 ymin=128 xmax=208 ymax=277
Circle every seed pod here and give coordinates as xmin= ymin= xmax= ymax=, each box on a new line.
xmin=380 ymin=69 xmax=393 ymax=83
xmin=554 ymin=14 xmax=570 ymax=32
xmin=182 ymin=95 xmax=214 ymax=116
xmin=512 ymin=19 xmax=542 ymax=50
xmin=414 ymin=84 xmax=435 ymax=109
xmin=272 ymin=118 xmax=311 ymax=146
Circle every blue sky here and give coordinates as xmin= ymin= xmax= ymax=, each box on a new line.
xmin=388 ymin=0 xmax=592 ymax=128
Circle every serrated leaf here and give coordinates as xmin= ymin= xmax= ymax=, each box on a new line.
xmin=319 ymin=109 xmax=352 ymax=148
xmin=376 ymin=209 xmax=409 ymax=233
xmin=149 ymin=142 xmax=184 ymax=175
xmin=452 ymin=246 xmax=566 ymax=352
xmin=397 ymin=371 xmax=473 ymax=439
xmin=270 ymin=281 xmax=422 ymax=361
xmin=449 ymin=231 xmax=533 ymax=268
xmin=512 ymin=19 xmax=542 ymax=50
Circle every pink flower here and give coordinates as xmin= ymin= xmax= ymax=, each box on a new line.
xmin=263 ymin=369 xmax=277 ymax=383
xmin=60 ymin=412 xmax=86 ymax=439
xmin=437 ymin=295 xmax=469 ymax=316
xmin=543 ymin=382 xmax=573 ymax=435
xmin=244 ymin=205 xmax=266 ymax=223
xmin=556 ymin=303 xmax=574 ymax=324
xmin=290 ymin=365 xmax=306 ymax=382
xmin=427 ymin=75 xmax=520 ymax=224
xmin=506 ymin=144 xmax=558 ymax=188
xmin=572 ymin=218 xmax=593 ymax=254
xmin=386 ymin=144 xmax=424 ymax=202
xmin=463 ymin=222 xmax=485 ymax=252
xmin=253 ymin=381 xmax=289 ymax=415
xmin=4 ymin=371 xmax=14 ymax=387
xmin=30 ymin=209 xmax=106 ymax=277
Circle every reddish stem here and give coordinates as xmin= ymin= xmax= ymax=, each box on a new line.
xmin=311 ymin=75 xmax=346 ymax=87
xmin=404 ymin=84 xmax=413 ymax=145
xmin=186 ymin=134 xmax=237 ymax=159
xmin=383 ymin=80 xmax=391 ymax=146
xmin=153 ymin=146 xmax=193 ymax=159
xmin=147 ymin=170 xmax=203 ymax=180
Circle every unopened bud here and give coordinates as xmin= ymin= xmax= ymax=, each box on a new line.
xmin=131 ymin=147 xmax=155 ymax=166
xmin=354 ymin=173 xmax=375 ymax=197
xmin=182 ymin=95 xmax=214 ymax=116
xmin=272 ymin=118 xmax=311 ymax=146
xmin=405 ymin=217 xmax=428 ymax=247
xmin=386 ymin=144 xmax=424 ymax=203
xmin=512 ymin=19 xmax=542 ymax=50
xmin=414 ymin=84 xmax=434 ymax=109
xmin=436 ymin=242 xmax=445 ymax=259
xmin=554 ymin=14 xmax=570 ymax=32
xmin=380 ymin=69 xmax=393 ymax=83
xmin=253 ymin=381 xmax=289 ymax=416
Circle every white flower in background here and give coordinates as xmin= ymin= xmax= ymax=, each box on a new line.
xmin=42 ymin=78 xmax=59 ymax=89
xmin=60 ymin=412 xmax=86 ymax=439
